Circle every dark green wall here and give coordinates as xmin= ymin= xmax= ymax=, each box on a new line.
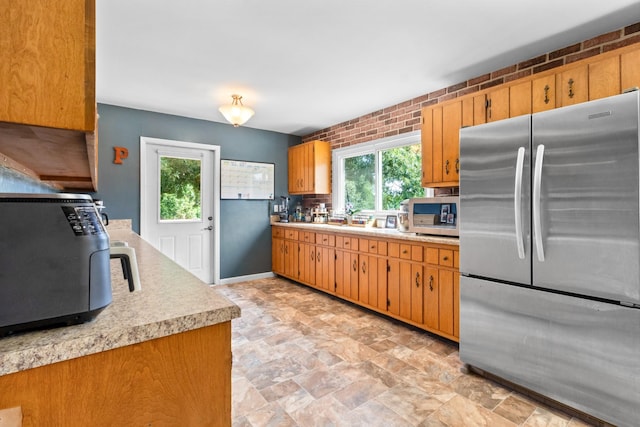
xmin=92 ymin=104 xmax=300 ymax=279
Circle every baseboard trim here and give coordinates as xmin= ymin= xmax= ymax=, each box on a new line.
xmin=216 ymin=272 xmax=276 ymax=285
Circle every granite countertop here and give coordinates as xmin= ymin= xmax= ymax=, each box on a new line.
xmin=0 ymin=220 xmax=241 ymax=376
xmin=272 ymin=221 xmax=460 ymax=246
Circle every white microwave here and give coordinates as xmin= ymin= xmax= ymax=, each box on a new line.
xmin=407 ymin=196 xmax=459 ymax=237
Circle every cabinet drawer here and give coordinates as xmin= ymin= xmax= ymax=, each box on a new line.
xmin=300 ymin=231 xmax=315 ymax=243
xmin=359 ymin=239 xmax=370 ymax=253
xmin=336 ymin=236 xmax=359 ymax=250
xmin=426 ymin=247 xmax=457 ymax=267
xmin=272 ymin=227 xmax=284 ymax=239
xmin=285 ymin=229 xmax=299 ymax=240
xmin=439 ymin=249 xmax=454 ymax=267
xmin=316 ymin=233 xmax=335 ymax=247
xmin=366 ymin=240 xmax=387 ymax=255
xmin=399 ymin=244 xmax=423 ymax=261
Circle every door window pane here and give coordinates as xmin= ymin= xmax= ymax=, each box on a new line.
xmin=344 ymin=154 xmax=375 ymax=212
xmin=159 ymin=156 xmax=202 ymax=220
xmin=381 ymin=143 xmax=424 ymax=210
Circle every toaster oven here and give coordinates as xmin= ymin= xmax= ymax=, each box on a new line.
xmin=407 ymin=196 xmax=459 ymax=236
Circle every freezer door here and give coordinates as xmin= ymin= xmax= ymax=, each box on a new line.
xmin=460 ymin=276 xmax=640 ymax=427
xmin=532 ymin=91 xmax=640 ymax=304
xmin=460 ymin=115 xmax=531 ymax=284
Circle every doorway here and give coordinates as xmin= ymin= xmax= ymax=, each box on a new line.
xmin=140 ymin=136 xmax=220 ymax=284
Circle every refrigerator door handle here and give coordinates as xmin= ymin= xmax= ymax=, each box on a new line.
xmin=533 ymin=144 xmax=545 ymax=262
xmin=514 ymin=147 xmax=526 ymax=260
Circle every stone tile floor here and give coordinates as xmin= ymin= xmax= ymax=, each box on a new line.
xmin=217 ymin=277 xmax=599 ymax=427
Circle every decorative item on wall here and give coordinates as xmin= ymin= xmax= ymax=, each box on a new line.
xmin=113 ymin=146 xmax=129 ymax=164
xmin=220 ymin=159 xmax=274 ymax=200
xmin=219 ymin=94 xmax=255 ymax=127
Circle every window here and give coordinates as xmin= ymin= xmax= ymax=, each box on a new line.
xmin=333 ymin=131 xmax=427 ymax=214
xmin=159 ymin=156 xmax=202 ymax=221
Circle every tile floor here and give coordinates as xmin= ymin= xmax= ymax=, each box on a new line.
xmin=218 ymin=277 xmax=601 ymax=427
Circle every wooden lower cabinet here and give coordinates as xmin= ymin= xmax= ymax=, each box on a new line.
xmin=272 ymin=226 xmax=460 ymax=342
xmin=0 ymin=323 xmax=232 ymax=427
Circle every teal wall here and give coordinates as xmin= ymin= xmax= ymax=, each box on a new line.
xmin=91 ymin=104 xmax=300 ymax=279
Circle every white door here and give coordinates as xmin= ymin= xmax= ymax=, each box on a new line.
xmin=140 ymin=137 xmax=220 ymax=284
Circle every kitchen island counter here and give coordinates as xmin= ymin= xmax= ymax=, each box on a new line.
xmin=0 ymin=225 xmax=240 ymax=376
xmin=0 ymin=222 xmax=239 ymax=426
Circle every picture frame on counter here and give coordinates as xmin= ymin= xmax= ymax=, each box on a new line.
xmin=385 ymin=215 xmax=397 ymax=228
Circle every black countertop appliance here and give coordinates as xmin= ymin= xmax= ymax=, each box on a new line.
xmin=0 ymin=193 xmax=112 ymax=336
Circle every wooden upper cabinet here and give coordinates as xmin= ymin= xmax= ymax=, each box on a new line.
xmin=288 ymin=140 xmax=331 ymax=195
xmin=532 ymin=74 xmax=557 ymax=113
xmin=473 ymin=94 xmax=487 ymax=125
xmin=1 ymin=0 xmax=95 ymax=131
xmin=486 ymin=87 xmax=510 ymax=122
xmin=442 ymin=102 xmax=461 ymax=182
xmin=420 ymin=107 xmax=434 ymax=186
xmin=557 ymin=64 xmax=588 ymax=107
xmin=621 ymin=48 xmax=640 ymax=91
xmin=589 ymin=56 xmax=620 ymax=101
xmin=509 ymin=81 xmax=532 ymax=117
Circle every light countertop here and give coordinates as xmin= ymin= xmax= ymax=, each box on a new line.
xmin=272 ymin=221 xmax=459 ymax=246
xmin=0 ymin=221 xmax=240 ymax=376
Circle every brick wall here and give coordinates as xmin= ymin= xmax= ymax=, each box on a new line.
xmin=300 ymin=22 xmax=640 ymax=209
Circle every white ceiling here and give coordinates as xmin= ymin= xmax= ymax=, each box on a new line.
xmin=96 ymin=1 xmax=640 ymax=136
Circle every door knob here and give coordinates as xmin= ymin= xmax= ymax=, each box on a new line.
xmin=203 ymin=225 xmax=213 ymax=231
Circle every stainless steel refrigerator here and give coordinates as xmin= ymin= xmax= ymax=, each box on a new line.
xmin=459 ymin=90 xmax=640 ymax=427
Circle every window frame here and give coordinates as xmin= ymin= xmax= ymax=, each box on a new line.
xmin=332 ymin=130 xmax=427 ymax=215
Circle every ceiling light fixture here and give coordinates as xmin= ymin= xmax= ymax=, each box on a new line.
xmin=219 ymin=94 xmax=255 ymax=127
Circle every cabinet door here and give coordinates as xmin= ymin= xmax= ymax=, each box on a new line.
xmin=442 ymin=102 xmax=461 ymax=182
xmin=509 ymin=81 xmax=532 ymax=117
xmin=387 ymin=259 xmax=400 ymax=315
xmin=558 ymin=64 xmax=588 ymax=106
xmin=532 ymin=74 xmax=556 ymax=113
xmin=589 ymin=56 xmax=620 ymax=101
xmin=335 ymin=250 xmax=358 ymax=299
xmin=399 ymin=260 xmax=412 ymax=320
xmin=304 ymin=142 xmax=314 ymax=193
xmin=272 ymin=237 xmax=285 ymax=274
xmin=621 ymin=48 xmax=640 ymax=91
xmin=421 ymin=107 xmax=434 ymax=186
xmin=453 ymin=272 xmax=460 ymax=338
xmin=315 ymin=246 xmax=333 ymax=291
xmin=473 ymin=94 xmax=487 ymax=125
xmin=284 ymin=240 xmax=298 ymax=279
xmin=487 ymin=87 xmax=510 ymax=122
xmin=359 ymin=255 xmax=370 ymax=305
xmin=288 ymin=145 xmax=300 ymax=193
xmin=423 ymin=266 xmax=439 ymax=330
xmin=432 ymin=106 xmax=443 ymax=183
xmin=2 ymin=0 xmax=95 ymax=131
xmin=410 ymin=263 xmax=424 ymax=324
xmin=300 ymin=243 xmax=316 ymax=286
xmin=375 ymin=257 xmax=388 ymax=311
xmin=438 ymin=269 xmax=455 ymax=336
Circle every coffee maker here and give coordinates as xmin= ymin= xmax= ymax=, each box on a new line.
xmin=278 ymin=196 xmax=290 ymax=223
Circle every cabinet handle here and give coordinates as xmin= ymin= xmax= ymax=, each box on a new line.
xmin=415 ymin=272 xmax=420 ymax=288
xmin=353 ymin=260 xmax=357 ymax=272
xmin=402 ymin=249 xmax=408 ymax=254
xmin=362 ymin=261 xmax=366 ymax=274
xmin=345 ymin=241 xmax=350 ymax=246
xmin=300 ymin=179 xmax=304 ymax=188
xmin=323 ymin=238 xmax=328 ymax=242
xmin=568 ymin=78 xmax=575 ymax=99
xmin=310 ymin=251 xmax=315 ymax=261
xmin=544 ymin=84 xmax=550 ymax=104
xmin=317 ymin=251 xmax=321 ymax=263
xmin=443 ymin=256 xmax=449 ymax=261
xmin=370 ymin=245 xmax=376 ymax=250
xmin=429 ymin=275 xmax=434 ymax=291
xmin=285 ymin=245 xmax=288 ymax=255
xmin=445 ymin=159 xmax=450 ymax=175
xmin=455 ymin=158 xmax=459 ymax=174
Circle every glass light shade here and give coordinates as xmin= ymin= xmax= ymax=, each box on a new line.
xmin=219 ymin=95 xmax=255 ymax=127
